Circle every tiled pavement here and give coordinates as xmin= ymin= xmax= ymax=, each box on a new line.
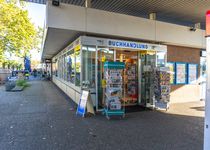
xmin=0 ymin=80 xmax=204 ymax=150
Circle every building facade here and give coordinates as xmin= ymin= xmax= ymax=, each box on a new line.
xmin=42 ymin=2 xmax=206 ymax=110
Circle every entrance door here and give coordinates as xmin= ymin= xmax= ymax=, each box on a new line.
xmin=116 ymin=50 xmax=138 ymax=106
xmin=96 ymin=47 xmax=114 ymax=110
xmin=139 ymin=51 xmax=156 ymax=107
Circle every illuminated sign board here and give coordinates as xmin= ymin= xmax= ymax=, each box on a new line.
xmin=108 ymin=40 xmax=155 ymax=50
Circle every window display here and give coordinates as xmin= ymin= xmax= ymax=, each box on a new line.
xmin=67 ymin=50 xmax=75 ymax=84
xmin=188 ymin=64 xmax=198 ymax=84
xmin=175 ymin=63 xmax=187 ymax=84
xmin=58 ymin=57 xmax=62 ymax=79
xmin=167 ymin=62 xmax=175 ymax=84
xmin=63 ymin=54 xmax=68 ymax=81
xmin=52 ymin=59 xmax=58 ymax=77
xmin=82 ymin=46 xmax=96 ymax=88
xmin=75 ymin=49 xmax=81 ymax=86
xmin=61 ymin=55 xmax=65 ymax=79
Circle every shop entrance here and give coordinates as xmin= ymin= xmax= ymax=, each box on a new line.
xmin=116 ymin=50 xmax=138 ymax=106
xmin=95 ymin=48 xmax=167 ymax=111
xmin=96 ymin=47 xmax=114 ymax=110
xmin=139 ymin=51 xmax=156 ymax=107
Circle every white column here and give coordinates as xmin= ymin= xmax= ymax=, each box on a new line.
xmin=85 ymin=0 xmax=91 ymax=8
xmin=204 ymin=37 xmax=210 ymax=150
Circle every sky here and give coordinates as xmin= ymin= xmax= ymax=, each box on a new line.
xmin=25 ymin=2 xmax=46 ymax=61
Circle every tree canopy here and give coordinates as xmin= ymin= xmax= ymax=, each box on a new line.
xmin=0 ymin=0 xmax=39 ymax=62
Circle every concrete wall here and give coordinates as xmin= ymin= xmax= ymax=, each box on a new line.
xmin=0 ymin=69 xmax=11 ymax=84
xmin=47 ymin=3 xmax=206 ymax=49
xmin=52 ymin=76 xmax=80 ymax=104
xmin=167 ymin=45 xmax=201 ymax=103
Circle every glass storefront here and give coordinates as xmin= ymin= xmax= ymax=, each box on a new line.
xmin=52 ymin=36 xmax=167 ymax=111
xmin=116 ymin=50 xmax=138 ymax=106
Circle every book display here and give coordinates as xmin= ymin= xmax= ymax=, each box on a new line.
xmin=153 ymin=67 xmax=171 ymax=110
xmin=103 ymin=62 xmax=125 ymax=119
xmin=123 ymin=61 xmax=138 ymax=106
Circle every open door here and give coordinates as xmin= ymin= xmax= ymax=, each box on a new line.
xmin=96 ymin=47 xmax=114 ymax=111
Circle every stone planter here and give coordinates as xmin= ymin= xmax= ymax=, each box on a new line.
xmin=5 ymin=81 xmax=16 ymax=91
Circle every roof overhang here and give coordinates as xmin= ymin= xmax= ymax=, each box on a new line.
xmin=40 ymin=3 xmax=206 ymax=60
xmin=41 ymin=27 xmax=81 ymax=59
xmin=24 ymin=0 xmax=209 ymax=29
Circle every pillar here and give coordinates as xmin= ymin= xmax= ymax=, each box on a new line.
xmin=85 ymin=0 xmax=91 ymax=8
xmin=149 ymin=12 xmax=156 ymax=20
xmin=204 ymin=10 xmax=210 ymax=150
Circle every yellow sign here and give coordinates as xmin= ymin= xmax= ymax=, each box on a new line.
xmin=74 ymin=45 xmax=81 ymax=51
xmin=102 ymin=79 xmax=106 ymax=88
xmin=140 ymin=50 xmax=156 ymax=55
xmin=101 ymin=56 xmax=106 ymax=62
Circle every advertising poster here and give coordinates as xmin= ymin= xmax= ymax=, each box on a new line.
xmin=176 ymin=63 xmax=186 ymax=84
xmin=167 ymin=63 xmax=175 ymax=84
xmin=188 ymin=64 xmax=197 ymax=84
xmin=76 ymin=90 xmax=89 ymax=116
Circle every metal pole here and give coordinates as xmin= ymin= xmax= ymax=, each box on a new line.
xmin=204 ymin=37 xmax=210 ymax=150
xmin=95 ymin=45 xmax=98 ymax=111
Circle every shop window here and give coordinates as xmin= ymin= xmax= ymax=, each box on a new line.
xmin=75 ymin=49 xmax=81 ymax=86
xmin=58 ymin=57 xmax=62 ymax=79
xmin=60 ymin=55 xmax=64 ymax=79
xmin=67 ymin=50 xmax=75 ymax=84
xmin=157 ymin=51 xmax=166 ymax=67
xmin=63 ymin=54 xmax=68 ymax=81
xmin=52 ymin=59 xmax=58 ymax=77
xmin=82 ymin=46 xmax=96 ymax=88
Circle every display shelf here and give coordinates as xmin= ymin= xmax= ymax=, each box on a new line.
xmin=123 ymin=61 xmax=138 ymax=106
xmin=122 ymin=103 xmax=137 ymax=107
xmin=152 ymin=67 xmax=171 ymax=110
xmin=103 ymin=62 xmax=125 ymax=119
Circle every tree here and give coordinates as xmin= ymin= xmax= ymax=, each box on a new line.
xmin=0 ymin=0 xmax=39 ymax=62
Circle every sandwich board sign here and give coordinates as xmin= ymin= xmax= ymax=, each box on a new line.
xmin=76 ymin=90 xmax=95 ymax=117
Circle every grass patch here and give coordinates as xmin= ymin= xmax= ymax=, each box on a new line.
xmin=16 ymin=80 xmax=30 ymax=88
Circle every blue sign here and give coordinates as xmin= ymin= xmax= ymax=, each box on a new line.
xmin=24 ymin=56 xmax=31 ymax=72
xmin=108 ymin=40 xmax=150 ymax=50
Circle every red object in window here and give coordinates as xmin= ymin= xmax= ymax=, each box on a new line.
xmin=206 ymin=10 xmax=210 ymax=36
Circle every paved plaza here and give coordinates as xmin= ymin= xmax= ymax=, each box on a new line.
xmin=0 ymin=80 xmax=204 ymax=150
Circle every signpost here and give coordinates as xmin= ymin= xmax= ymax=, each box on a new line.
xmin=204 ymin=10 xmax=210 ymax=150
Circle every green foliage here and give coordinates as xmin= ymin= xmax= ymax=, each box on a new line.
xmin=16 ymin=79 xmax=29 ymax=87
xmin=0 ymin=0 xmax=40 ymax=61
xmin=1 ymin=59 xmax=23 ymax=69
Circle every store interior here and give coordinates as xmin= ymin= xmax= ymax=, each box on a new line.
xmin=116 ymin=50 xmax=138 ymax=106
xmin=95 ymin=47 xmax=166 ymax=110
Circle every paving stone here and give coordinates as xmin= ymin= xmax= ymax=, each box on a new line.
xmin=0 ymin=80 xmax=204 ymax=150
